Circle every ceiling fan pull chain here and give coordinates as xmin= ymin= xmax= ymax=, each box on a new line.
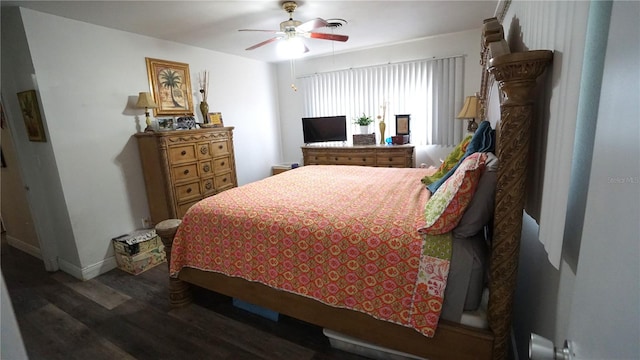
xmin=290 ymin=59 xmax=297 ymax=91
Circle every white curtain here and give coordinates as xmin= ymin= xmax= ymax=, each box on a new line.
xmin=299 ymin=56 xmax=465 ymax=146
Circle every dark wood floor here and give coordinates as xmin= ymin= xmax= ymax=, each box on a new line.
xmin=1 ymin=239 xmax=369 ymax=360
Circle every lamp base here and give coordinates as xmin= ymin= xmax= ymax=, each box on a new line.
xmin=144 ymin=113 xmax=155 ymax=132
xmin=467 ymin=119 xmax=478 ymax=132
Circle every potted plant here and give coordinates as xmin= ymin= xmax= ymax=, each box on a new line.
xmin=353 ymin=113 xmax=374 ymax=134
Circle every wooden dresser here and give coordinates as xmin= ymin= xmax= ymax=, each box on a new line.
xmin=135 ymin=127 xmax=237 ymax=224
xmin=302 ymin=144 xmax=415 ymax=168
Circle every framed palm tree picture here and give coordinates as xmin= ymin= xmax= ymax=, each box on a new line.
xmin=145 ymin=57 xmax=194 ymax=116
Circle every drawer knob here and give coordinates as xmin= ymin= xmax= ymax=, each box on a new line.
xmin=200 ymin=146 xmax=208 ymax=155
xmin=218 ymin=145 xmax=223 ymax=150
xmin=186 ymin=188 xmax=192 ymax=193
xmin=222 ymin=177 xmax=227 ymax=183
xmin=220 ymin=161 xmax=225 ymax=166
xmin=203 ymin=164 xmax=210 ymax=172
xmin=335 ymin=157 xmax=338 ymax=161
xmin=388 ymin=157 xmax=393 ymax=161
xmin=205 ymin=182 xmax=212 ymax=190
xmin=181 ymin=150 xmax=187 ymax=156
xmin=183 ymin=169 xmax=189 ymax=175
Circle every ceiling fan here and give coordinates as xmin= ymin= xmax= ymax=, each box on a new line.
xmin=239 ymin=1 xmax=349 ymax=53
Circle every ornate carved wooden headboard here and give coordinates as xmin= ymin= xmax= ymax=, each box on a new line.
xmin=480 ymin=12 xmax=553 ymax=360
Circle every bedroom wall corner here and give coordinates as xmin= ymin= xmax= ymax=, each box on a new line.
xmin=1 ymin=7 xmax=75 ymax=271
xmin=8 ymin=7 xmax=281 ymax=279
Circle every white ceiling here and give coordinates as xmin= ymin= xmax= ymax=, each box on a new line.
xmin=2 ymin=0 xmax=498 ymax=63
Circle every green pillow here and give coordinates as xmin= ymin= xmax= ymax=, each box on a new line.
xmin=421 ymin=135 xmax=472 ymax=186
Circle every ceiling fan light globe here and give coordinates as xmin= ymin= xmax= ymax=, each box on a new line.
xmin=278 ymin=37 xmax=306 ymax=59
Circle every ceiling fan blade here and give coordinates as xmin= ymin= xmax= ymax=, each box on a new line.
xmin=296 ymin=18 xmax=329 ymax=32
xmin=306 ymin=32 xmax=349 ymax=42
xmin=245 ymin=37 xmax=283 ymax=50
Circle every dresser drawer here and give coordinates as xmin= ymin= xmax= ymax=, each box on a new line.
xmin=172 ymin=163 xmax=199 ymax=183
xmin=168 ymin=144 xmax=197 ymax=164
xmin=175 ymin=180 xmax=201 ymax=202
xmin=211 ymin=141 xmax=230 ymax=157
xmin=213 ymin=156 xmax=231 ymax=173
xmin=331 ymin=153 xmax=375 ymax=166
xmin=202 ymin=177 xmax=215 ymax=196
xmin=376 ymin=153 xmax=409 ymax=167
xmin=200 ymin=160 xmax=213 ymax=177
xmin=303 ymin=153 xmax=327 ymax=165
xmin=214 ymin=172 xmax=234 ymax=191
xmin=177 ymin=199 xmax=200 ymax=218
xmin=197 ymin=142 xmax=211 ymax=159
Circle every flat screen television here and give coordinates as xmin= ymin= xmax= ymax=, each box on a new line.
xmin=302 ymin=115 xmax=347 ymax=144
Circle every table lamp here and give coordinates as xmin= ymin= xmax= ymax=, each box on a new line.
xmin=136 ymin=92 xmax=158 ymax=132
xmin=457 ymin=95 xmax=479 ymax=132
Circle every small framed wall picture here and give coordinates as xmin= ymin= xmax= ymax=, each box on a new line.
xmin=17 ymin=90 xmax=46 ymax=142
xmin=395 ymin=114 xmax=410 ymax=135
xmin=207 ymin=112 xmax=223 ymax=127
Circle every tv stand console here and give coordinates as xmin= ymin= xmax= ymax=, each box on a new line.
xmin=302 ymin=144 xmax=415 ymax=168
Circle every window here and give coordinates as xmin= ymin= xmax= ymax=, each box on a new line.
xmin=299 ymin=56 xmax=465 ymax=146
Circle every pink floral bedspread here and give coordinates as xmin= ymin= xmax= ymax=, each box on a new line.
xmin=170 ymin=165 xmax=451 ymax=337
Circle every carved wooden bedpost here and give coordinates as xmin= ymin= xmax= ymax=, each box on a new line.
xmin=487 ymin=50 xmax=553 ymax=360
xmin=155 ymin=219 xmax=192 ymax=308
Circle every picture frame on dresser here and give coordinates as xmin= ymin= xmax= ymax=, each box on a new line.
xmin=157 ymin=118 xmax=174 ymax=131
xmin=145 ymin=57 xmax=194 ymax=116
xmin=395 ymin=114 xmax=410 ymax=135
xmin=207 ymin=112 xmax=223 ymax=127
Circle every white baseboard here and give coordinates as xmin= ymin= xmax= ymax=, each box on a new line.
xmin=6 ymin=235 xmax=42 ymax=259
xmin=58 ymin=256 xmax=117 ymax=281
xmin=5 ymin=236 xmax=117 ymax=280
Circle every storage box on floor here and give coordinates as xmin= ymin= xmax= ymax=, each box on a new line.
xmin=323 ymin=329 xmax=424 ymax=360
xmin=112 ymin=229 xmax=166 ymax=275
xmin=232 ymin=298 xmax=279 ymax=321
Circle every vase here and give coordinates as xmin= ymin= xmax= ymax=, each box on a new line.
xmin=379 ymin=121 xmax=386 ymax=144
xmin=360 ymin=125 xmax=369 ymax=134
xmin=199 ymin=101 xmax=209 ymax=123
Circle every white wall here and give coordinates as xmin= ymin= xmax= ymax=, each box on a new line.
xmin=275 ymin=29 xmax=482 ymax=166
xmin=506 ymin=1 xmax=639 ymax=358
xmin=502 ymin=0 xmax=590 ymax=356
xmin=1 ymin=8 xmax=71 ymax=272
xmin=567 ymin=1 xmax=640 ymax=358
xmin=1 ymin=7 xmax=281 ymax=279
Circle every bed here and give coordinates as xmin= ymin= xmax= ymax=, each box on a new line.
xmin=154 ymin=17 xmax=553 ymax=360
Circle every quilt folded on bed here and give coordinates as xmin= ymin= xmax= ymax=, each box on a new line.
xmin=170 ymin=165 xmax=450 ymax=337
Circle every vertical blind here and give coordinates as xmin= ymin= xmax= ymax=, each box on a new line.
xmin=299 ymin=56 xmax=465 ymax=146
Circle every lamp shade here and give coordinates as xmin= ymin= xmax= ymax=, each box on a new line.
xmin=136 ymin=92 xmax=157 ymax=109
xmin=457 ymin=96 xmax=479 ymax=119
